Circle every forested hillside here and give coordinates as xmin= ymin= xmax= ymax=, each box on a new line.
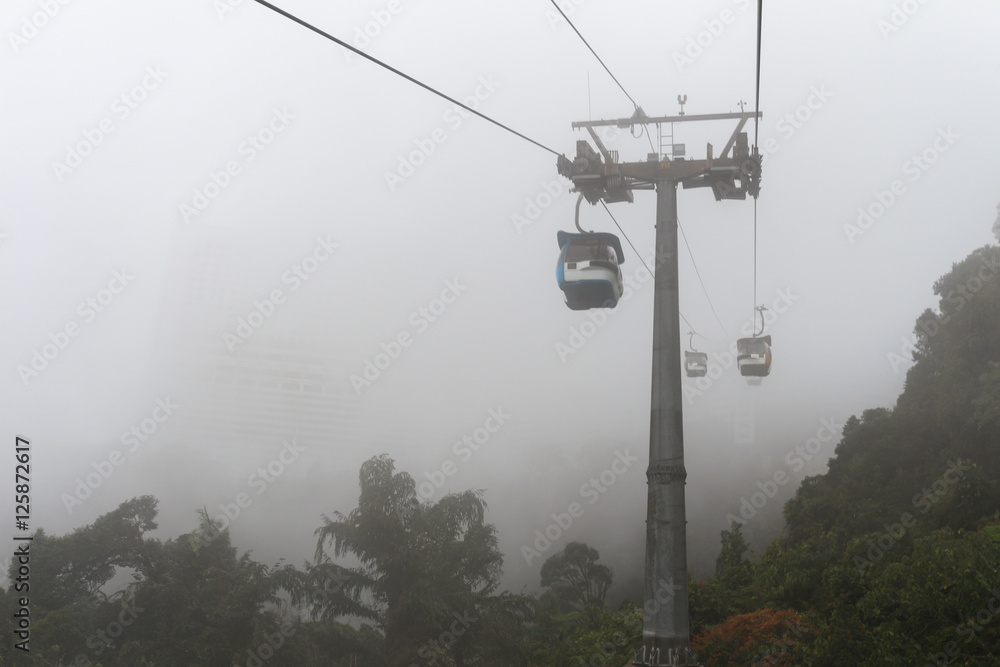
xmin=691 ymin=245 xmax=1000 ymax=665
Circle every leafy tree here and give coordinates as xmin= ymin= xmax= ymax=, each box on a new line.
xmin=272 ymin=617 xmax=384 ymax=667
xmin=853 ymin=528 xmax=1000 ymax=665
xmin=0 ymin=496 xmax=159 ymax=665
xmin=567 ymin=603 xmax=642 ymax=667
xmin=526 ymin=592 xmax=640 ymax=667
xmin=692 ymin=608 xmax=808 ymax=667
xmin=526 ymin=590 xmax=583 ymax=667
xmin=540 ymin=542 xmax=613 ymax=611
xmin=690 ymin=523 xmax=757 ymax=632
xmin=971 ymin=361 xmax=1000 ymax=434
xmin=118 ymin=508 xmax=296 ymax=666
xmin=310 ymin=455 xmax=520 ymax=666
xmin=694 ymin=245 xmax=1000 ymax=665
xmin=8 ymin=500 xmax=298 ymax=666
xmin=898 ymin=245 xmax=1000 ymax=438
xmin=16 ymin=495 xmax=158 ymax=614
xmin=527 ymin=543 xmax=641 ymax=666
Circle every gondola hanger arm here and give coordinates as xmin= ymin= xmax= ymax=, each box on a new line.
xmin=574 ymin=193 xmax=591 ymax=233
xmin=754 ymin=305 xmax=768 ymax=337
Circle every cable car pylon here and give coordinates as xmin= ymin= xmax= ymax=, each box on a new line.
xmin=558 ymin=100 xmax=761 ymax=666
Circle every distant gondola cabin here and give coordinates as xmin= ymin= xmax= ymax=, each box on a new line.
xmin=737 ymin=335 xmax=772 ymax=377
xmin=685 ymin=351 xmax=708 ymax=377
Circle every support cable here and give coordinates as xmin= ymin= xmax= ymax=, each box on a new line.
xmin=752 ymin=0 xmax=763 ymax=323
xmin=250 ymin=0 xmax=564 ymax=158
xmin=548 ymin=0 xmax=657 ymax=155
xmin=754 ymin=199 xmax=758 ymax=324
xmin=753 ymin=0 xmax=763 ymax=148
xmin=549 ymin=0 xmax=637 ymax=109
xmin=678 ymin=220 xmax=729 ymax=336
xmin=600 ymin=201 xmax=698 ymax=335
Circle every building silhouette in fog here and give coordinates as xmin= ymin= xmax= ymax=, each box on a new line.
xmin=148 ymin=222 xmax=361 ymax=457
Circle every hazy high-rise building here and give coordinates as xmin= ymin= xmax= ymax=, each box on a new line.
xmin=147 ymin=223 xmax=362 ymax=459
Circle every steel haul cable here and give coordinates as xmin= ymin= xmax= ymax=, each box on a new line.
xmin=752 ymin=0 xmax=764 ymax=321
xmin=249 ymin=0 xmax=565 ymax=159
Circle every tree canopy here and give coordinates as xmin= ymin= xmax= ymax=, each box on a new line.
xmin=690 ymin=245 xmax=1000 ymax=664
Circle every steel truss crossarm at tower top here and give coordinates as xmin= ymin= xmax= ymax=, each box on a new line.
xmin=561 ymin=111 xmax=762 ymax=203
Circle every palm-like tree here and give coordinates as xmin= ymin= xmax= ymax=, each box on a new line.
xmin=310 ymin=455 xmax=508 ymax=665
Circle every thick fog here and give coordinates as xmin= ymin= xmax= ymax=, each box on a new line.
xmin=3 ymin=0 xmax=999 ymax=596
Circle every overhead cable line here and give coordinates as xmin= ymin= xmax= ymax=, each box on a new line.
xmin=752 ymin=0 xmax=763 ymax=323
xmin=753 ymin=202 xmax=758 ymax=323
xmin=250 ymin=0 xmax=564 ymax=158
xmin=678 ymin=220 xmax=729 ymax=336
xmin=753 ymin=0 xmax=763 ymax=147
xmin=549 ymin=1 xmax=656 ymax=154
xmin=549 ymin=0 xmax=637 ymax=109
xmin=600 ymin=201 xmax=647 ymax=273
xmin=600 ymin=201 xmax=698 ymax=336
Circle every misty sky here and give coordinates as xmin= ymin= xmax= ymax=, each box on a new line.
xmin=3 ymin=0 xmax=1000 ymax=591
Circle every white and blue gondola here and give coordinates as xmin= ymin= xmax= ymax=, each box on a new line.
xmin=556 ymin=231 xmax=625 ymax=310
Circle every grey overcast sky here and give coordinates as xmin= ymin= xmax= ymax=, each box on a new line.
xmin=3 ymin=0 xmax=1000 ymax=588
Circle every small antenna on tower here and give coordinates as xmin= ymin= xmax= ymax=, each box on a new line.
xmin=588 ymin=72 xmax=592 ymax=121
xmin=677 ymin=94 xmax=687 ymax=116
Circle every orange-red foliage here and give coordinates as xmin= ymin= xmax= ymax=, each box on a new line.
xmin=691 ymin=608 xmax=808 ymax=667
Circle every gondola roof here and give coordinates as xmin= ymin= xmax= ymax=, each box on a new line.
xmin=556 ymin=231 xmax=625 ymax=264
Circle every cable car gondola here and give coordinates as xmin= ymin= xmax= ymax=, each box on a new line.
xmin=556 ymin=231 xmax=625 ymax=310
xmin=556 ymin=193 xmax=625 ymax=310
xmin=684 ymin=331 xmax=708 ymax=378
xmin=737 ymin=335 xmax=772 ymax=376
xmin=555 ymin=194 xmax=626 ymax=310
xmin=737 ymin=306 xmax=772 ymax=377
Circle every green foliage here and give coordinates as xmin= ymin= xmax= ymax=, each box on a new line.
xmin=527 ymin=593 xmax=640 ymax=667
xmin=697 ymin=245 xmax=1000 ymax=665
xmin=539 ymin=542 xmax=613 ymax=611
xmin=11 ymin=496 xmax=158 ymax=614
xmin=311 ymin=454 xmax=525 ymax=666
xmin=525 ymin=542 xmax=638 ymax=665
xmin=264 ymin=617 xmax=383 ymax=667
xmin=690 ymin=523 xmax=758 ymax=634
xmin=0 ymin=497 xmax=299 ymax=666
xmin=567 ymin=603 xmax=642 ymax=667
xmin=0 ymin=457 xmax=536 ymax=666
xmin=121 ymin=512 xmax=291 ymax=666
